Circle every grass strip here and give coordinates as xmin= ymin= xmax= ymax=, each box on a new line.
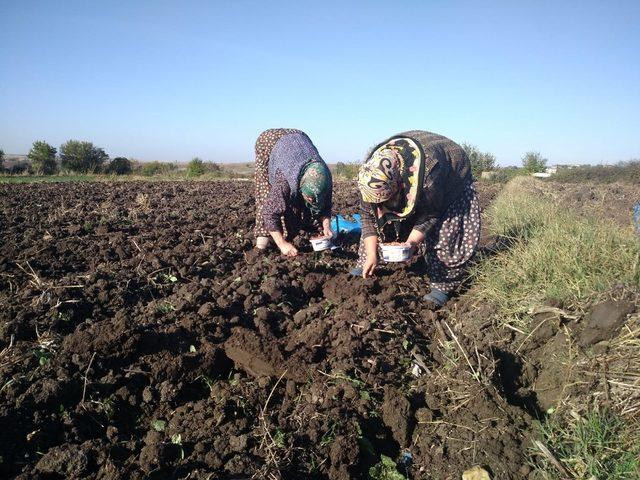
xmin=471 ymin=177 xmax=640 ymax=329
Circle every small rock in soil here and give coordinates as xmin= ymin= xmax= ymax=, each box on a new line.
xmin=142 ymin=385 xmax=155 ymax=403
xmin=462 ymin=465 xmax=492 ymax=480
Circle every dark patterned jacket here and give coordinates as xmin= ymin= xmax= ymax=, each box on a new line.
xmin=360 ymin=130 xmax=473 ymax=239
xmin=263 ymin=132 xmax=332 ymax=232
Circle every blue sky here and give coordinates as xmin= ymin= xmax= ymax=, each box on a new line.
xmin=1 ymin=0 xmax=639 ymax=165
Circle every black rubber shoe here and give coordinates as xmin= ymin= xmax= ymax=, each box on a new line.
xmin=422 ymin=288 xmax=448 ymax=307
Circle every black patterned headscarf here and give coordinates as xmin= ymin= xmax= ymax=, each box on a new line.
xmin=357 ymin=147 xmax=402 ymax=203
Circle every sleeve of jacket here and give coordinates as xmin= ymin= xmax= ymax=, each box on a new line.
xmin=262 ymin=171 xmax=291 ymax=232
xmin=359 ymin=197 xmax=378 ymax=239
xmin=411 ymin=162 xmax=448 ymax=236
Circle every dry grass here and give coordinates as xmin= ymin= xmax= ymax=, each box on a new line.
xmin=471 ymin=177 xmax=640 ymax=330
xmin=471 ymin=177 xmax=640 ymax=478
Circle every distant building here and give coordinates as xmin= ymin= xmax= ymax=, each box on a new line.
xmin=531 ymin=164 xmax=583 ymax=178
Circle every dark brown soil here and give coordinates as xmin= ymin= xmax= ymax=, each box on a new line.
xmin=0 ymin=180 xmax=614 ymax=479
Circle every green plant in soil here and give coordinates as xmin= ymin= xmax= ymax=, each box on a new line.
xmin=273 ymin=429 xmax=287 ymax=449
xmin=532 ymin=409 xmax=639 ymax=479
xmin=156 ymin=302 xmax=175 ymax=313
xmin=320 ymin=421 xmax=338 ymax=447
xmin=151 ymin=419 xmax=166 ymax=432
xmin=157 ymin=272 xmax=178 ymax=284
xmin=34 ymin=349 xmax=52 ymax=366
xmin=323 ymin=300 xmax=335 ymax=315
xmin=325 ymin=371 xmax=369 ymax=393
xmin=171 ymin=433 xmax=185 ymax=460
xmin=368 ymin=455 xmax=406 ymax=480
xmin=92 ymin=396 xmax=115 ymax=420
xmin=471 ymin=177 xmax=640 ymax=330
xmin=439 ymin=340 xmax=460 ymax=372
xmin=197 ymin=374 xmax=216 ymax=392
xmin=54 ymin=311 xmax=72 ymax=322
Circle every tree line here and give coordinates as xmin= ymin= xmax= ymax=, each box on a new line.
xmin=8 ymin=140 xmax=131 ymax=175
xmin=0 ymin=140 xmax=224 ymax=177
xmin=1 ymin=140 xmax=547 ymax=178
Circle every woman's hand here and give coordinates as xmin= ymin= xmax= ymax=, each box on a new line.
xmin=362 ymin=255 xmax=378 ymax=278
xmin=279 ymin=242 xmax=298 ymax=257
xmin=362 ymin=235 xmax=379 ymax=278
xmin=269 ymin=230 xmax=298 ymax=257
xmin=406 ymin=229 xmax=425 ymax=260
xmin=321 ymin=217 xmax=333 ymax=238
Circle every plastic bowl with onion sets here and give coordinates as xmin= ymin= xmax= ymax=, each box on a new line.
xmin=380 ymin=242 xmax=412 ymax=262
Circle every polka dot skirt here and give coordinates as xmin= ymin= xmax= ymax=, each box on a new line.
xmin=355 ymin=182 xmax=481 ymax=294
xmin=425 ymin=182 xmax=481 ymax=293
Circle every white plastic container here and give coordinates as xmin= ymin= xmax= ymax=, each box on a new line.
xmin=310 ymin=235 xmax=333 ymax=252
xmin=380 ymin=243 xmax=412 ymax=262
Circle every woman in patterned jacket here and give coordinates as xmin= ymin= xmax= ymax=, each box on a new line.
xmin=254 ymin=128 xmax=333 ymax=257
xmin=352 ymin=130 xmax=481 ymax=307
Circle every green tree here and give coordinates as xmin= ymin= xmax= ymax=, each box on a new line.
xmin=522 ymin=151 xmax=548 ymax=173
xmin=106 ymin=157 xmax=133 ymax=175
xmin=462 ymin=143 xmax=496 ymax=177
xmin=59 ymin=140 xmax=109 ymax=173
xmin=0 ymin=148 xmax=4 ymax=171
xmin=28 ymin=141 xmax=58 ymax=175
xmin=186 ymin=157 xmax=206 ymax=176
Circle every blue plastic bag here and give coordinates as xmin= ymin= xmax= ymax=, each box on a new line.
xmin=331 ymin=214 xmax=361 ymax=235
xmin=634 ymin=202 xmax=640 ymax=235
